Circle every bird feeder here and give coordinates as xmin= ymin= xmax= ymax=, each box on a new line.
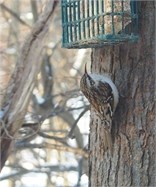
xmin=61 ymin=0 xmax=139 ymax=48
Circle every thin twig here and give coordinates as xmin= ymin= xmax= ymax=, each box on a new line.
xmin=68 ymin=106 xmax=89 ymax=138
xmin=15 ymin=142 xmax=88 ymax=158
xmin=0 ymin=164 xmax=78 ymax=181
xmin=37 ymin=131 xmax=68 ymax=146
xmin=0 ymin=119 xmax=14 ymax=139
xmin=0 ymin=3 xmax=31 ymax=28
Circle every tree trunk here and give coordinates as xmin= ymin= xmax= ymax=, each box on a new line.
xmin=89 ymin=2 xmax=155 ymax=187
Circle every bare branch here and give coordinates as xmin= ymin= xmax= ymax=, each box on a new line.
xmin=68 ymin=106 xmax=89 ymax=138
xmin=30 ymin=0 xmax=38 ymax=23
xmin=37 ymin=131 xmax=68 ymax=145
xmin=0 ymin=3 xmax=31 ymax=28
xmin=15 ymin=142 xmax=88 ymax=158
xmin=0 ymin=165 xmax=78 ymax=181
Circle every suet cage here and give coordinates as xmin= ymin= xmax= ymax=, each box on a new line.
xmin=61 ymin=0 xmax=139 ymax=48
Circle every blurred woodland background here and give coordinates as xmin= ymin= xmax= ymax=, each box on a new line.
xmin=0 ymin=0 xmax=91 ymax=186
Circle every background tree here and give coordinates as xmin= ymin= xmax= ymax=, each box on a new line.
xmin=0 ymin=1 xmax=90 ymax=186
xmin=89 ymin=1 xmax=155 ymax=187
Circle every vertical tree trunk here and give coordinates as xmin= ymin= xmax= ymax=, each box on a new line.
xmin=89 ymin=2 xmax=155 ymax=186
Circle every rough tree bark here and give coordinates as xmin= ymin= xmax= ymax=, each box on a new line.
xmin=89 ymin=2 xmax=155 ymax=187
xmin=0 ymin=0 xmax=58 ymax=171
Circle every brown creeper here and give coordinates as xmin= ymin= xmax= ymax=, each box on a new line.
xmin=80 ymin=65 xmax=119 ymax=154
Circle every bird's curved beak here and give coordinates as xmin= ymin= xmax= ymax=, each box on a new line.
xmin=85 ymin=63 xmax=87 ymax=74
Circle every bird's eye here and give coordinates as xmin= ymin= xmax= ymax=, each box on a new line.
xmin=90 ymin=80 xmax=95 ymax=86
xmin=87 ymin=75 xmax=95 ymax=86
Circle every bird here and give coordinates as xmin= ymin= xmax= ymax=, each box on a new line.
xmin=80 ymin=64 xmax=119 ymax=154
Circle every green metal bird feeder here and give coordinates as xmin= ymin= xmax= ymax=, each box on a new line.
xmin=61 ymin=0 xmax=139 ymax=48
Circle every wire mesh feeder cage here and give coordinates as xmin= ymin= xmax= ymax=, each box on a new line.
xmin=61 ymin=0 xmax=139 ymax=48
